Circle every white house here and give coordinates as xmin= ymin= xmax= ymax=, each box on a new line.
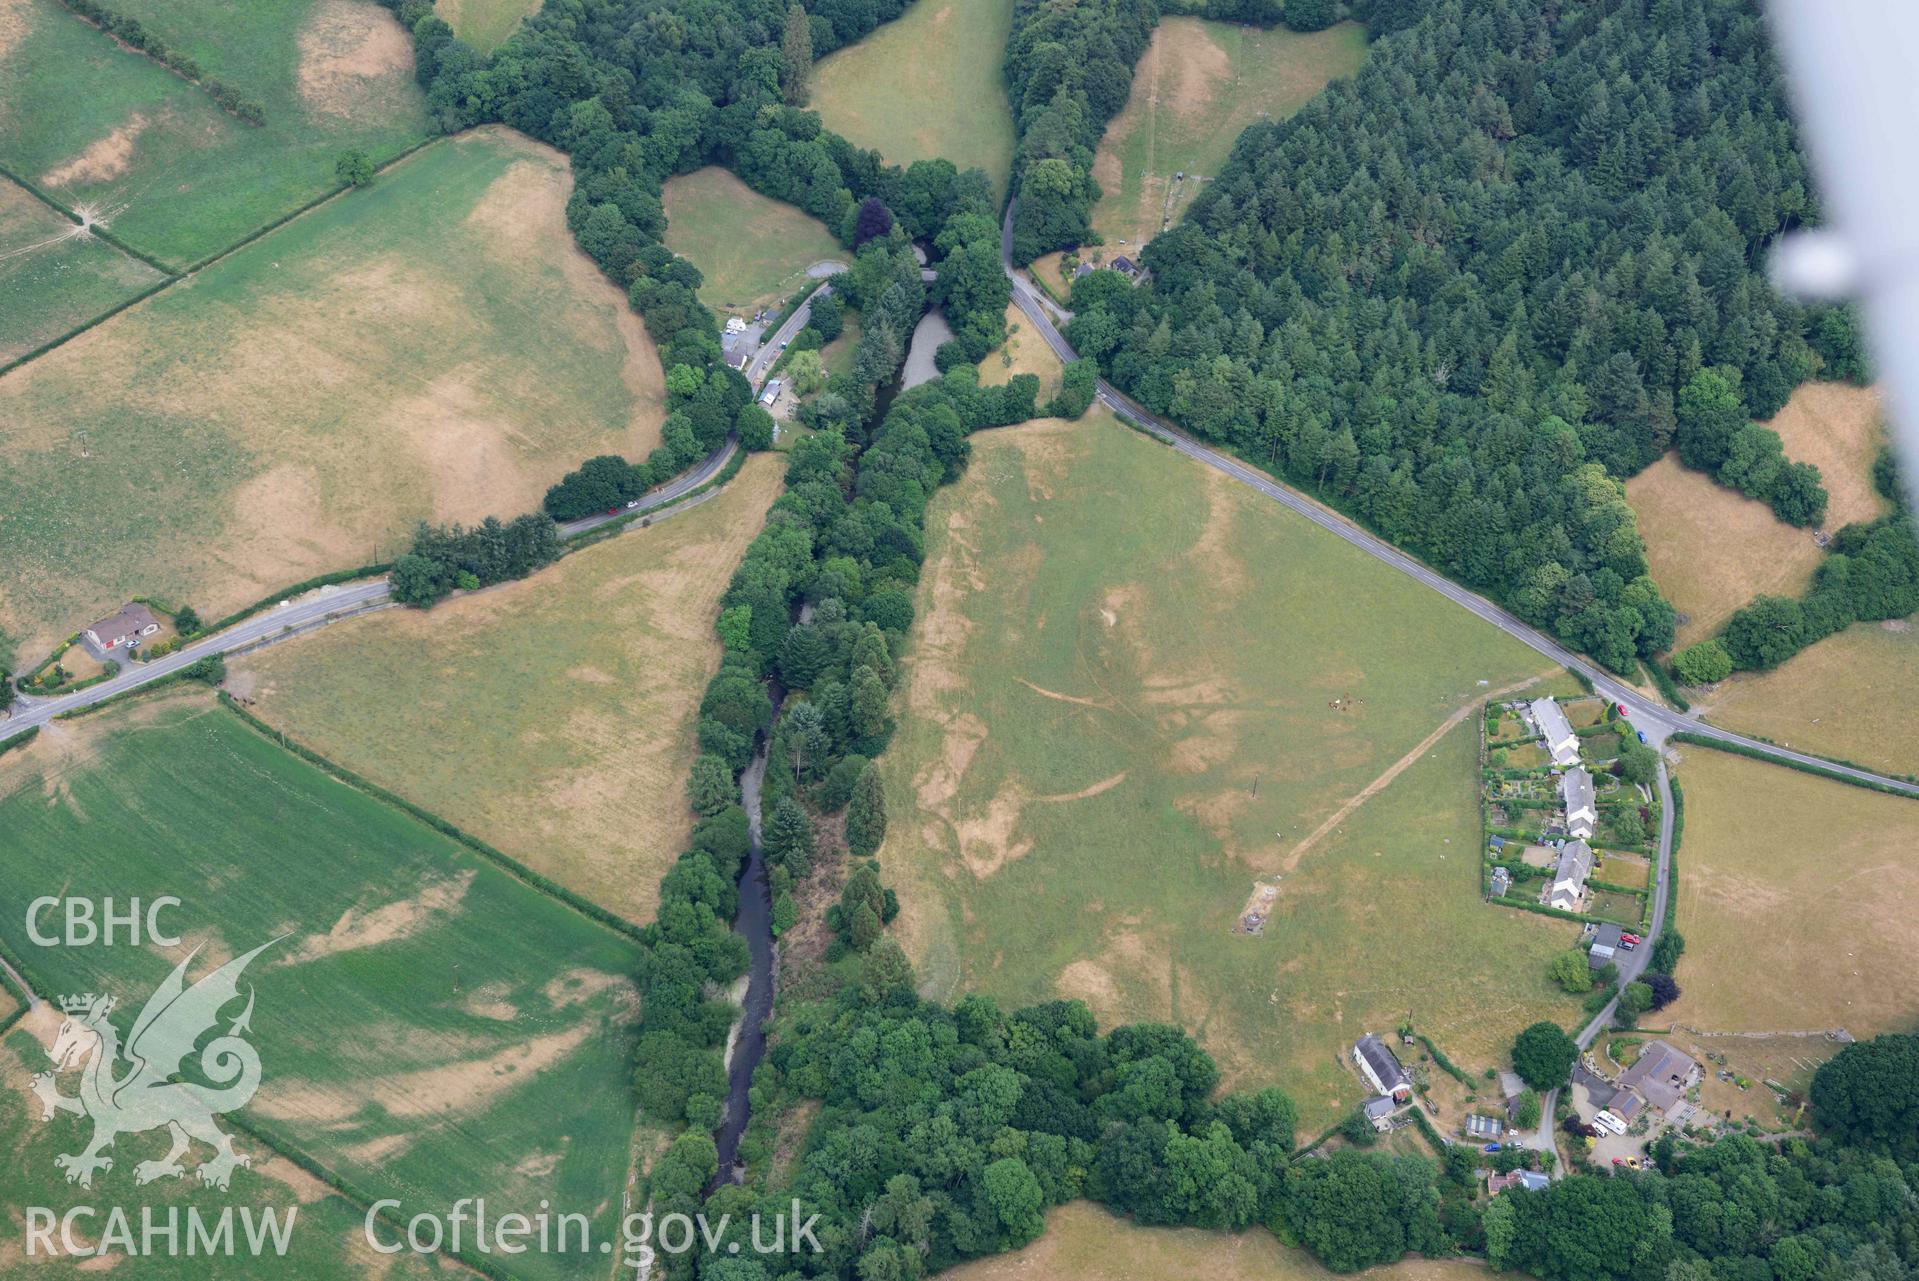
xmin=84 ymin=603 xmax=161 ymax=652
xmin=1545 ymin=839 xmax=1593 ymax=912
xmin=1354 ymin=1034 xmax=1413 ymax=1101
xmin=1529 ymin=697 xmax=1581 ymax=767
xmin=1562 ymin=767 xmax=1597 ymax=840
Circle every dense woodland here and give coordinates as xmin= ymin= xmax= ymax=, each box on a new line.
xmin=308 ymin=2 xmax=1919 ymax=1279
xmin=1061 ymin=0 xmax=1895 ymax=674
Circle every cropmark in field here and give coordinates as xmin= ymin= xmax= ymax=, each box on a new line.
xmin=0 ymin=695 xmax=645 ymax=1281
xmin=0 ymin=128 xmax=666 ymax=662
xmin=0 ymin=0 xmax=429 ymax=269
xmin=233 ymin=454 xmax=786 ymax=925
xmin=882 ymin=411 xmax=1580 ymax=1127
xmin=1664 ymin=748 xmax=1919 ymax=1039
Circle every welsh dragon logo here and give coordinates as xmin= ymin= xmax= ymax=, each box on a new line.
xmin=30 ymin=940 xmax=277 ymax=1190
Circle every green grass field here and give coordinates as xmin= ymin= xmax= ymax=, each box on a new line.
xmin=810 ymin=0 xmax=1016 ymax=199
xmin=662 ymin=167 xmax=843 ymax=318
xmin=884 ymin=412 xmax=1580 ymax=1125
xmin=1087 ymin=18 xmax=1367 ymax=252
xmin=0 ymin=128 xmax=666 ymax=661
xmin=1666 ymin=748 xmax=1919 ymax=1038
xmin=234 ymin=455 xmax=785 ymax=925
xmin=0 ymin=175 xmax=165 ymax=365
xmin=0 ymin=1046 xmax=449 ymax=1279
xmin=0 ymin=695 xmax=644 ymax=1280
xmin=0 ymin=0 xmax=429 ymax=269
xmin=434 ymin=0 xmax=541 ymax=51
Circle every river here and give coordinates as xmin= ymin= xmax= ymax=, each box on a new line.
xmin=712 ymin=703 xmax=779 ymax=1182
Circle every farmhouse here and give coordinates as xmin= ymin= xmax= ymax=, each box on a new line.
xmin=1363 ymin=1095 xmax=1401 ymax=1132
xmin=1589 ymin=922 xmax=1624 ymax=969
xmin=1528 ymin=697 xmax=1582 ymax=767
xmin=721 ymin=330 xmax=751 ymax=370
xmin=1562 ymin=767 xmax=1597 ymax=840
xmin=1354 ymin=1034 xmax=1413 ymax=1101
xmin=1544 ymin=839 xmax=1593 ymax=912
xmin=84 ymin=602 xmax=161 ymax=652
xmin=1616 ymin=1040 xmax=1701 ymax=1116
xmin=1111 ymin=255 xmax=1139 ymax=276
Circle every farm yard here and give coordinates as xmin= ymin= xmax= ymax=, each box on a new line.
xmin=1664 ymin=749 xmax=1919 ymax=1037
xmin=0 ymin=694 xmax=645 ymax=1281
xmin=661 ymin=167 xmax=844 ymax=319
xmin=233 ymin=455 xmax=785 ymax=925
xmin=937 ymin=1201 xmax=1491 ymax=1281
xmin=809 ymin=0 xmax=1016 ymax=198
xmin=882 ymin=411 xmax=1578 ymax=1127
xmin=0 ymin=128 xmax=667 ymax=662
xmin=1085 ymin=19 xmax=1368 ymax=253
xmin=1694 ymin=616 xmax=1919 ymax=778
xmin=0 ymin=0 xmax=429 ymax=269
xmin=0 ymin=175 xmax=166 ymax=366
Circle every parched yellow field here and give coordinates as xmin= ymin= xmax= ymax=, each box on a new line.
xmin=939 ymin=1201 xmax=1487 ymax=1281
xmin=884 ymin=412 xmax=1578 ymax=1127
xmin=1665 ymin=749 xmax=1919 ymax=1035
xmin=980 ymin=303 xmax=1062 ymax=399
xmin=810 ymin=0 xmax=1016 ymax=197
xmin=1088 ymin=19 xmax=1367 ymax=251
xmin=1695 ymin=617 xmax=1919 ymax=777
xmin=0 ymin=128 xmax=666 ymax=661
xmin=1764 ymin=382 xmax=1888 ymax=528
xmin=1628 ymin=381 xmax=1887 ymax=649
xmin=233 ymin=456 xmax=783 ymax=924
xmin=1626 ymin=456 xmax=1826 ymax=648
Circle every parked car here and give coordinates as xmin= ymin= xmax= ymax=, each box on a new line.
xmin=1636 ymin=729 xmax=1648 ymax=743
xmin=1483 ymin=1144 xmax=1501 ymax=1153
xmin=1616 ymin=703 xmax=1628 ymax=716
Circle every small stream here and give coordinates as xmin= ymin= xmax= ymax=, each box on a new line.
xmin=712 ymin=700 xmax=779 ymax=1183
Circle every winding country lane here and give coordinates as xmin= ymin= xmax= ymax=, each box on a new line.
xmin=0 ymin=438 xmax=738 ymax=744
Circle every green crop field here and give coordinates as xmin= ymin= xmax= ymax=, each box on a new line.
xmin=1086 ymin=18 xmax=1367 ymax=253
xmin=0 ymin=695 xmax=644 ymax=1281
xmin=0 ymin=0 xmax=429 ymax=269
xmin=0 ymin=176 xmax=165 ymax=366
xmin=0 ymin=1042 xmax=449 ymax=1280
xmin=0 ymin=128 xmax=666 ymax=662
xmin=810 ymin=0 xmax=1016 ymax=199
xmin=662 ymin=167 xmax=844 ymax=318
xmin=1666 ymin=749 xmax=1919 ymax=1037
xmin=883 ymin=412 xmax=1580 ymax=1126
xmin=234 ymin=455 xmax=785 ymax=925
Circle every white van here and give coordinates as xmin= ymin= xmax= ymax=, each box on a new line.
xmin=1592 ymin=1110 xmax=1628 ymax=1136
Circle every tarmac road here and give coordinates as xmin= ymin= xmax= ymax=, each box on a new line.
xmin=0 ymin=439 xmax=738 ymax=743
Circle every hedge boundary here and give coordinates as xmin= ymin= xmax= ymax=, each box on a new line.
xmin=204 ymin=563 xmax=393 ymax=636
xmin=0 ymin=726 xmax=39 ymax=759
xmin=218 ymin=695 xmax=647 ymax=941
xmin=1663 ymin=775 xmax=1684 ymax=932
xmin=1418 ymin=1035 xmax=1471 ymax=1086
xmin=1642 ymin=658 xmax=1690 ymax=712
xmin=1670 ymin=732 xmax=1919 ymax=799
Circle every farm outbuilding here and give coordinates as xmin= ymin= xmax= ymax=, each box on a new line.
xmin=1354 ymin=1034 xmax=1413 ymax=1101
